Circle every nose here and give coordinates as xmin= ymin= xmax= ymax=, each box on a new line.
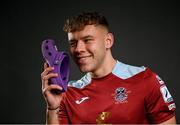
xmin=74 ymin=41 xmax=85 ymax=53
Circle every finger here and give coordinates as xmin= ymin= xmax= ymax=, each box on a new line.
xmin=44 ymin=62 xmax=50 ymax=69
xmin=49 ymin=85 xmax=63 ymax=94
xmin=41 ymin=67 xmax=54 ymax=79
xmin=43 ymin=73 xmax=58 ymax=81
xmin=50 ymin=84 xmax=63 ymax=90
xmin=42 ymin=73 xmax=58 ymax=88
xmin=44 ymin=62 xmax=48 ymax=69
xmin=43 ymin=79 xmax=49 ymax=89
xmin=43 ymin=84 xmax=63 ymax=95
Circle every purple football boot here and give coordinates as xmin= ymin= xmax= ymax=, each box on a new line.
xmin=41 ymin=39 xmax=70 ymax=92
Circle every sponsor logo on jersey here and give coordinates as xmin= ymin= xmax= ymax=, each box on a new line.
xmin=156 ymin=75 xmax=164 ymax=85
xmin=75 ymin=97 xmax=89 ymax=104
xmin=160 ymin=85 xmax=173 ymax=103
xmin=96 ymin=112 xmax=110 ymax=124
xmin=168 ymin=103 xmax=176 ymax=110
xmin=112 ymin=87 xmax=131 ymax=104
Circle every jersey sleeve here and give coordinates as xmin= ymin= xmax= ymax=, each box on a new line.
xmin=144 ymin=69 xmax=176 ymax=124
xmin=58 ymin=93 xmax=69 ymax=124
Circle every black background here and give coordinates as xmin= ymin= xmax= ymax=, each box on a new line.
xmin=4 ymin=0 xmax=180 ymax=123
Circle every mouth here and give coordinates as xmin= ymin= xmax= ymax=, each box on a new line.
xmin=76 ymin=55 xmax=92 ymax=64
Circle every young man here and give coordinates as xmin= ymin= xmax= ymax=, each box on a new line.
xmin=41 ymin=12 xmax=176 ymax=124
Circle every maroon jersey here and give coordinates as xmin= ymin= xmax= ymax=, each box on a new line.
xmin=59 ymin=61 xmax=176 ymax=124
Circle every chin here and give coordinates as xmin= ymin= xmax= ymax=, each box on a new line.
xmin=79 ymin=65 xmax=92 ymax=73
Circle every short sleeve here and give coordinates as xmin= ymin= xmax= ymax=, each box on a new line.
xmin=144 ymin=69 xmax=176 ymax=124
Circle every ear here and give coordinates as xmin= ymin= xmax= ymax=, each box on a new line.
xmin=105 ymin=33 xmax=114 ymax=49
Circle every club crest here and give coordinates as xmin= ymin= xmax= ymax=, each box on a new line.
xmin=112 ymin=87 xmax=131 ymax=104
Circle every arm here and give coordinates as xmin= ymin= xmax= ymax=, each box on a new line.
xmin=158 ymin=116 xmax=176 ymax=124
xmin=46 ymin=108 xmax=60 ymax=124
xmin=144 ymin=70 xmax=176 ymax=124
xmin=41 ymin=63 xmax=63 ymax=124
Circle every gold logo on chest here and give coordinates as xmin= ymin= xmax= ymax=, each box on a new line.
xmin=96 ymin=111 xmax=111 ymax=124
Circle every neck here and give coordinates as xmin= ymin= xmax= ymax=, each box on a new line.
xmin=90 ymin=53 xmax=116 ymax=78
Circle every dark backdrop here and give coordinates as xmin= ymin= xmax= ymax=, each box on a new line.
xmin=4 ymin=0 xmax=180 ymax=123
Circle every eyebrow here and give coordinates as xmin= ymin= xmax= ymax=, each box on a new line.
xmin=68 ymin=35 xmax=93 ymax=43
xmin=81 ymin=35 xmax=93 ymax=39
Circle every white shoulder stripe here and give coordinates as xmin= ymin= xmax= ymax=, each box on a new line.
xmin=68 ymin=61 xmax=146 ymax=88
xmin=68 ymin=73 xmax=91 ymax=88
xmin=112 ymin=61 xmax=146 ymax=79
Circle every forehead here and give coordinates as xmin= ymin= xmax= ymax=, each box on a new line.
xmin=67 ymin=25 xmax=107 ymax=40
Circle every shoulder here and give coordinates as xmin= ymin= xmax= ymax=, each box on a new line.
xmin=112 ymin=61 xmax=163 ymax=87
xmin=112 ymin=61 xmax=148 ymax=79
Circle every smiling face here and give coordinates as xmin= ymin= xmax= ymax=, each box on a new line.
xmin=68 ymin=25 xmax=113 ymax=73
